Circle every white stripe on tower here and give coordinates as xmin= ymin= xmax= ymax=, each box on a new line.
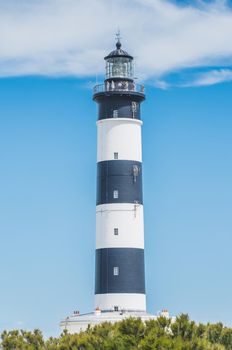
xmin=97 ymin=118 xmax=142 ymax=163
xmin=96 ymin=203 xmax=144 ymax=249
xmin=95 ymin=294 xmax=146 ymax=312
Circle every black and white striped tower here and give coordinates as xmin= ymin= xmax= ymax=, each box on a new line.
xmin=93 ymin=37 xmax=146 ymax=313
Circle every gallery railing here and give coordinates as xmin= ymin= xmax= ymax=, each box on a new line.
xmin=93 ymin=82 xmax=145 ymax=94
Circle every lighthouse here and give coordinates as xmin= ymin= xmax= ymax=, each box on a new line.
xmin=60 ymin=38 xmax=158 ymax=333
xmin=94 ymin=37 xmax=146 ymax=312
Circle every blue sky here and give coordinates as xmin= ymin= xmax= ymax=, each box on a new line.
xmin=0 ymin=0 xmax=232 ymax=337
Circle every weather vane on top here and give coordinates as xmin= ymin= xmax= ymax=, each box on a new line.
xmin=115 ymin=28 xmax=122 ymax=42
xmin=115 ymin=28 xmax=122 ymax=49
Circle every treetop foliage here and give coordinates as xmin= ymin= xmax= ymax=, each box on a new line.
xmin=1 ymin=314 xmax=232 ymax=350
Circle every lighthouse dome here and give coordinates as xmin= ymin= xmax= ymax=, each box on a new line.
xmin=104 ymin=40 xmax=133 ymax=60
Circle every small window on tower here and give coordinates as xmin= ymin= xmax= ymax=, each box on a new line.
xmin=114 ymin=306 xmax=119 ymax=311
xmin=113 ymin=267 xmax=119 ymax=276
xmin=114 ymin=228 xmax=119 ymax=235
xmin=113 ymin=110 xmax=118 ymax=118
xmin=113 ymin=190 xmax=118 ymax=199
xmin=114 ymin=152 xmax=118 ymax=159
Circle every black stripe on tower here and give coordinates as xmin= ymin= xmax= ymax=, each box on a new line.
xmin=97 ymin=160 xmax=142 ymax=205
xmin=95 ymin=94 xmax=142 ymax=120
xmin=95 ymin=248 xmax=145 ymax=294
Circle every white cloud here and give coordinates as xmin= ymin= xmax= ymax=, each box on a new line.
xmin=187 ymin=69 xmax=232 ymax=86
xmin=0 ymin=0 xmax=232 ymax=86
xmin=153 ymin=80 xmax=171 ymax=90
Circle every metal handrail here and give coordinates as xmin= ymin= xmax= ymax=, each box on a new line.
xmin=93 ymin=82 xmax=145 ymax=94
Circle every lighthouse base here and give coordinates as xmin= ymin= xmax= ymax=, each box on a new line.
xmin=60 ymin=310 xmax=158 ymax=334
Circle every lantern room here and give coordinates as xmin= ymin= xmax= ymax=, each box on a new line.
xmin=104 ymin=40 xmax=134 ymax=80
